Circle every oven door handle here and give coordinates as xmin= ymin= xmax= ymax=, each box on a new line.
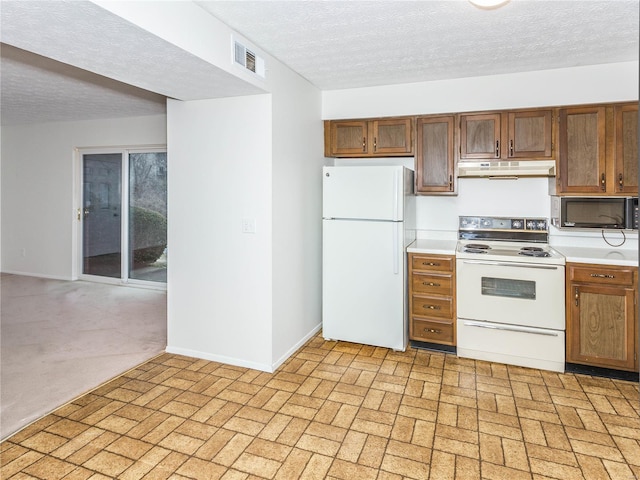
xmin=460 ymin=260 xmax=560 ymax=270
xmin=462 ymin=321 xmax=560 ymax=337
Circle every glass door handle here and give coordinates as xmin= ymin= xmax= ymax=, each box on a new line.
xmin=77 ymin=208 xmax=90 ymax=220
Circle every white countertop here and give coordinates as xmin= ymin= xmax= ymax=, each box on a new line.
xmin=552 ymin=246 xmax=638 ymax=267
xmin=407 ymin=239 xmax=638 ymax=267
xmin=407 ymin=239 xmax=458 ymax=255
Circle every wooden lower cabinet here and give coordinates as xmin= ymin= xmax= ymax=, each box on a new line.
xmin=409 ymin=253 xmax=456 ymax=345
xmin=566 ymin=263 xmax=638 ymax=372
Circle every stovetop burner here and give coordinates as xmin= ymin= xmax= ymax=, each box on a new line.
xmin=519 ymin=249 xmax=551 ymax=258
xmin=463 ymin=243 xmax=491 ymax=254
xmin=466 ymin=243 xmax=491 ymax=250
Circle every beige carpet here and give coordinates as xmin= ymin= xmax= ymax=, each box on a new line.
xmin=0 ymin=274 xmax=167 ymax=440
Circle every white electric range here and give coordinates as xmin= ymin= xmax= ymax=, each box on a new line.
xmin=455 ymin=216 xmax=566 ymax=372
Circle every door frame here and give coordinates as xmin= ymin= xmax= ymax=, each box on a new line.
xmin=74 ymin=145 xmax=167 ymax=289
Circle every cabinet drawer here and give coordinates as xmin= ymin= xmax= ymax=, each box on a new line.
xmin=411 ymin=255 xmax=454 ymax=273
xmin=411 ymin=272 xmax=453 ymax=296
xmin=412 ymin=295 xmax=453 ymax=318
xmin=412 ymin=318 xmax=454 ymax=344
xmin=568 ymin=265 xmax=635 ymax=286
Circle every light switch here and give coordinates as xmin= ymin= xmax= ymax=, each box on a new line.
xmin=242 ymin=218 xmax=256 ymax=233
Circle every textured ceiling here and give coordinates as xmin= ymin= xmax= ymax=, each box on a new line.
xmin=0 ymin=0 xmax=264 ymax=126
xmin=199 ymin=0 xmax=639 ymax=90
xmin=0 ymin=0 xmax=638 ymax=126
xmin=1 ymin=44 xmax=167 ymax=126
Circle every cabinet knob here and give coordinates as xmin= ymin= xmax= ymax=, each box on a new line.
xmin=448 ymin=174 xmax=453 ymax=191
xmin=575 ymin=287 xmax=579 ymax=306
xmin=619 ymin=173 xmax=624 ymax=190
xmin=373 ymin=137 xmax=377 ymax=152
xmin=509 ymin=139 xmax=514 ymax=157
xmin=495 ymin=140 xmax=500 ymax=158
xmin=362 ymin=137 xmax=366 ymax=152
xmin=601 ymin=173 xmax=606 ymax=191
xmin=422 ymin=305 xmax=441 ymax=310
xmin=590 ymin=273 xmax=615 ymax=279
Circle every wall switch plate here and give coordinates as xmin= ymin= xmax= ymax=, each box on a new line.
xmin=242 ymin=218 xmax=256 ymax=233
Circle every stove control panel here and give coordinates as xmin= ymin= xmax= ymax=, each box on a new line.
xmin=459 ymin=216 xmax=548 ymax=232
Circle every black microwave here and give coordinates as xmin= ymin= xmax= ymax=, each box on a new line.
xmin=551 ymin=197 xmax=639 ymax=230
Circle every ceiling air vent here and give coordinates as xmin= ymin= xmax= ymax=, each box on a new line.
xmin=233 ymin=40 xmax=265 ymax=78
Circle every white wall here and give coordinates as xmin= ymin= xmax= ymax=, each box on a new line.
xmin=323 ymin=62 xmax=640 ymax=240
xmin=269 ymin=57 xmax=325 ymax=369
xmin=323 ymin=62 xmax=639 ymax=119
xmin=1 ymin=115 xmax=167 ymax=279
xmin=166 ymin=95 xmax=274 ymax=371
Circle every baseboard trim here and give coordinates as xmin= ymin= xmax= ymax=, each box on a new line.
xmin=1 ymin=270 xmax=73 ymax=281
xmin=271 ymin=323 xmax=322 ymax=372
xmin=166 ymin=323 xmax=323 ymax=374
xmin=165 ymin=346 xmax=274 ymax=373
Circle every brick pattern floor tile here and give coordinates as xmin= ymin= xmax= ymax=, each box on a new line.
xmin=2 ymin=334 xmax=639 ymax=479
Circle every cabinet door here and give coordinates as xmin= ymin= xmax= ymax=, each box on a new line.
xmin=508 ymin=110 xmax=553 ymax=159
xmin=372 ymin=118 xmax=413 ymax=155
xmin=330 ymin=121 xmax=368 ymax=155
xmin=415 ymin=116 xmax=455 ymax=194
xmin=459 ymin=113 xmax=501 ymax=159
xmin=615 ymin=104 xmax=638 ymax=194
xmin=558 ymin=106 xmax=607 ymax=194
xmin=567 ymin=283 xmax=636 ymax=371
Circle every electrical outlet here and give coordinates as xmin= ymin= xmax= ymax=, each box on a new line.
xmin=242 ymin=218 xmax=256 ymax=233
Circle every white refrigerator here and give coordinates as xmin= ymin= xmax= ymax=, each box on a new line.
xmin=322 ymin=165 xmax=415 ymax=351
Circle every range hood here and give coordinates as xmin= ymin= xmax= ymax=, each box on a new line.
xmin=458 ymin=160 xmax=556 ymax=178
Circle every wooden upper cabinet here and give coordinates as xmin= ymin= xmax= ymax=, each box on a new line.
xmin=372 ymin=118 xmax=413 ymax=155
xmin=615 ymin=103 xmax=638 ymax=194
xmin=327 ymin=120 xmax=368 ymax=156
xmin=558 ymin=105 xmax=607 ymax=194
xmin=459 ymin=113 xmax=501 ymax=159
xmin=324 ymin=117 xmax=413 ymax=157
xmin=508 ymin=110 xmax=553 ymax=158
xmin=556 ymin=103 xmax=637 ymax=196
xmin=415 ymin=115 xmax=455 ymax=194
xmin=459 ymin=109 xmax=554 ymax=161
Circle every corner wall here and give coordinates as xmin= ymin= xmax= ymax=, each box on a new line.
xmin=269 ymin=60 xmax=325 ymax=370
xmin=166 ymin=95 xmax=274 ymax=371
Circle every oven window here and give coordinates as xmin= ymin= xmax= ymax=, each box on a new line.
xmin=481 ymin=277 xmax=536 ymax=300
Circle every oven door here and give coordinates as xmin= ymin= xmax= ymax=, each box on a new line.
xmin=457 ymin=259 xmax=565 ymax=329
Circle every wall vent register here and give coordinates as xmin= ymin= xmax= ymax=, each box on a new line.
xmin=233 ymin=39 xmax=266 ymax=78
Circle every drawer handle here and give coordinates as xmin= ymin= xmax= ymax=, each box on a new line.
xmin=422 ymin=262 xmax=440 ymax=266
xmin=423 ymin=282 xmax=441 ymax=287
xmin=422 ymin=305 xmax=441 ymax=310
xmin=590 ymin=273 xmax=615 ymax=279
xmin=424 ymin=328 xmax=441 ymax=334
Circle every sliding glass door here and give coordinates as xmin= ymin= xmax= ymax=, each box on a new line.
xmin=128 ymin=152 xmax=167 ymax=282
xmin=80 ymin=149 xmax=167 ymax=284
xmin=82 ymin=153 xmax=123 ymax=278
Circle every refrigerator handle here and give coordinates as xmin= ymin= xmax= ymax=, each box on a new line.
xmin=393 ymin=223 xmax=400 ymax=274
xmin=394 ymin=169 xmax=400 ymax=220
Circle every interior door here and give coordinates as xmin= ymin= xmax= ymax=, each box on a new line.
xmin=82 ymin=153 xmax=123 ymax=278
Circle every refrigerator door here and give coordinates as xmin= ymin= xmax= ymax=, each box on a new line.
xmin=322 ymin=218 xmax=407 ymax=351
xmin=323 ymin=166 xmax=405 ymax=221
